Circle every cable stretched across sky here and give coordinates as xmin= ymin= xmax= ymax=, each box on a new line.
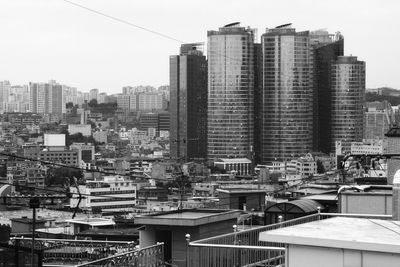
xmin=61 ymin=0 xmax=185 ymax=43
xmin=60 ymin=0 xmax=244 ymax=63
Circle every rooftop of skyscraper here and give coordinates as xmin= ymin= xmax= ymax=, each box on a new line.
xmin=207 ymin=22 xmax=254 ymax=36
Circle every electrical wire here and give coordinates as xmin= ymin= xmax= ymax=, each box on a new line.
xmin=61 ymin=0 xmax=184 ymax=43
xmin=367 ymin=219 xmax=400 ymax=237
xmin=60 ymin=0 xmax=250 ymax=64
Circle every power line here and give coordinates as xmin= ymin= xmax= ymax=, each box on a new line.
xmin=60 ymin=0 xmax=248 ymax=63
xmin=61 ymin=0 xmax=184 ymax=43
xmin=368 ymin=219 xmax=400 ymax=237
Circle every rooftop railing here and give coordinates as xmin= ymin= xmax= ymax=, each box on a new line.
xmin=11 ymin=238 xmax=139 ymax=266
xmin=76 ymin=242 xmax=164 ymax=267
xmin=187 ymin=211 xmax=393 ymax=267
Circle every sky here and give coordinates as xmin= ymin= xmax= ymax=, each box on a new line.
xmin=0 ymin=0 xmax=399 ymax=94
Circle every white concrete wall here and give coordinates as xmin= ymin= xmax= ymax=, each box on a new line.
xmin=288 ymin=245 xmax=400 ymax=267
xmin=339 ymin=193 xmax=392 ymax=215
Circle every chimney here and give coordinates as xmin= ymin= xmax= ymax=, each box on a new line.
xmin=392 ymin=170 xmax=400 ymax=220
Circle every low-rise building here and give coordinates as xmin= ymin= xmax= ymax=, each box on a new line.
xmin=93 ymin=131 xmax=108 ymax=144
xmin=214 ymin=158 xmax=252 ymax=176
xmin=68 ymin=124 xmax=92 ymax=137
xmin=217 ymin=188 xmax=267 ymax=211
xmin=38 ymin=149 xmax=78 ymax=166
xmin=286 ymin=154 xmax=317 ymax=178
xmin=136 ymin=209 xmax=241 ymax=267
xmin=70 ymin=142 xmax=95 ymax=164
xmin=70 ymin=176 xmax=138 ymax=213
xmin=350 ymin=139 xmax=386 ymax=155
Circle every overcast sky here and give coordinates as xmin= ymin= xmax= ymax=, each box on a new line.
xmin=0 ymin=0 xmax=399 ymax=94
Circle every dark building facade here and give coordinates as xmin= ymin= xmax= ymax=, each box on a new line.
xmin=157 ymin=112 xmax=170 ymax=132
xmin=170 ymin=43 xmax=207 ymax=160
xmin=310 ymin=30 xmax=344 ymax=153
xmin=139 ymin=112 xmax=158 ymax=130
xmin=261 ymin=25 xmax=312 ymax=163
xmin=331 ymin=56 xmax=366 ymax=152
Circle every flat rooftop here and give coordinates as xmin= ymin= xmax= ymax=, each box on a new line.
xmin=135 ymin=209 xmax=241 ymax=226
xmin=66 ymin=218 xmax=115 ymax=227
xmin=259 ymin=217 xmax=400 ymax=254
xmin=217 ymin=188 xmax=268 ymax=194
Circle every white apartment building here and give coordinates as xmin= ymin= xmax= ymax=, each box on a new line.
xmin=89 ymin=88 xmax=99 ymax=101
xmin=70 ymin=176 xmax=138 ymax=212
xmin=117 ymin=94 xmax=133 ymax=111
xmin=350 ymin=139 xmax=387 ymax=155
xmin=138 ymin=93 xmax=164 ymax=110
xmin=286 ymin=154 xmax=317 ymax=179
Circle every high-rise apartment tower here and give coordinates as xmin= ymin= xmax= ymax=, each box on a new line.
xmin=331 ymin=56 xmax=366 ymax=152
xmin=170 ymin=43 xmax=207 ymax=160
xmin=207 ymin=23 xmax=255 ymax=161
xmin=261 ymin=24 xmax=312 ymax=162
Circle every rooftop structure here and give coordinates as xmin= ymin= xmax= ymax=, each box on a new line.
xmin=136 ymin=209 xmax=241 ymax=267
xmin=259 ymin=217 xmax=400 ymax=267
xmin=135 ymin=209 xmax=240 ymax=226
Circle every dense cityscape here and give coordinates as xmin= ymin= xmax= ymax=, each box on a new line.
xmin=0 ymin=7 xmax=399 ymax=267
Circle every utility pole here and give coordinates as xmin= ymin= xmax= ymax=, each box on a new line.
xmin=29 ymin=197 xmax=40 ymax=267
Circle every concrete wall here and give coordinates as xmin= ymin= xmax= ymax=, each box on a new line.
xmin=339 ymin=193 xmax=392 ymax=215
xmin=219 ymin=192 xmax=265 ymax=211
xmin=11 ymin=221 xmax=46 ymax=234
xmin=287 ymin=245 xmax=400 ymax=267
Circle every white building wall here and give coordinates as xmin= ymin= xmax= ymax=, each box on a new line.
xmin=287 ymin=244 xmax=400 ymax=267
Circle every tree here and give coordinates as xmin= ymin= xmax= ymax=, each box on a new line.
xmin=316 ymin=160 xmax=326 ymax=174
xmin=88 ymin=99 xmax=98 ymax=107
xmin=45 ymin=167 xmax=83 ymax=186
xmin=66 ymin=102 xmax=74 ymax=109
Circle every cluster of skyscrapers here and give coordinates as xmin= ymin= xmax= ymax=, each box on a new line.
xmin=170 ymin=23 xmax=366 ymax=165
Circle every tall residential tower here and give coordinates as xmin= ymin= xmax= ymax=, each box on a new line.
xmin=170 ymin=43 xmax=208 ymax=160
xmin=261 ymin=24 xmax=312 ymax=163
xmin=207 ymin=23 xmax=255 ymax=161
xmin=310 ymin=30 xmax=344 ymax=153
xmin=331 ymin=56 xmax=366 ymax=152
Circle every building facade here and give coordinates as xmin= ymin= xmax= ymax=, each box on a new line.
xmin=207 ymin=23 xmax=255 ymax=161
xmin=170 ymin=43 xmax=207 ymax=160
xmin=331 ymin=56 xmax=366 ymax=152
xmin=70 ymin=176 xmax=138 ymax=213
xmin=261 ymin=24 xmax=312 ymax=162
xmin=310 ymin=30 xmax=344 ymax=153
xmin=364 ymin=101 xmax=393 ymax=140
xmin=89 ymin=88 xmax=99 ymax=101
xmin=30 ymin=81 xmax=65 ymax=116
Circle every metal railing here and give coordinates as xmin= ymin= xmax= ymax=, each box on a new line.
xmin=188 ymin=211 xmax=393 ymax=267
xmin=11 ymin=238 xmax=137 ymax=266
xmin=76 ymin=242 xmax=164 ymax=267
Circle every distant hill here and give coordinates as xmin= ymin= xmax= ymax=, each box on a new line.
xmin=367 ymin=87 xmax=400 ymax=96
xmin=366 ymin=91 xmax=400 ymax=106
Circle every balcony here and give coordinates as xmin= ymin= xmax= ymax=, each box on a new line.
xmin=187 ymin=212 xmax=392 ymax=267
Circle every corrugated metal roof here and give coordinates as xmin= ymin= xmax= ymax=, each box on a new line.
xmin=287 ymin=199 xmax=323 ymax=213
xmin=266 ymin=199 xmax=323 ymax=213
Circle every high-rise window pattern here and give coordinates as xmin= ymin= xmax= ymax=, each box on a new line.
xmin=261 ymin=27 xmax=313 ymax=162
xmin=207 ymin=26 xmax=255 ymax=160
xmin=331 ymin=56 xmax=365 ymax=152
xmin=170 ymin=44 xmax=207 ymax=160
